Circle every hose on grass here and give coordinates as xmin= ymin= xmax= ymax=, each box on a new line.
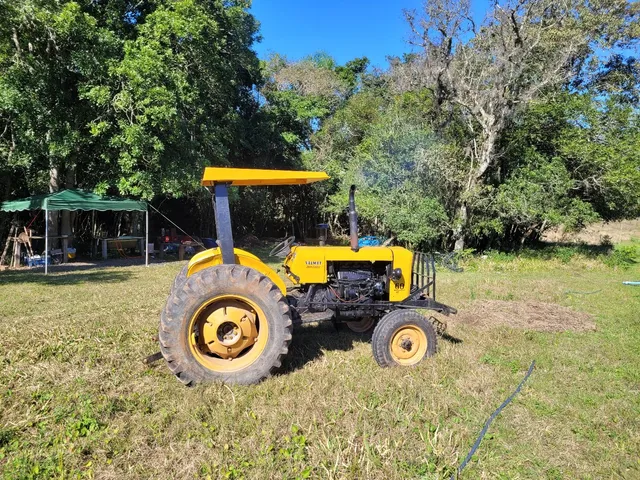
xmin=623 ymin=281 xmax=640 ymax=286
xmin=450 ymin=360 xmax=536 ymax=479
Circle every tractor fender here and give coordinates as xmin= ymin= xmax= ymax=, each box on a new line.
xmin=187 ymin=248 xmax=286 ymax=294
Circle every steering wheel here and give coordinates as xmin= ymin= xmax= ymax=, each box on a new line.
xmin=269 ymin=236 xmax=296 ymax=258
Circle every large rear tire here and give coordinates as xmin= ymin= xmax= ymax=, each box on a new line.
xmin=170 ymin=263 xmax=189 ymax=294
xmin=371 ymin=310 xmax=437 ymax=367
xmin=159 ymin=265 xmax=292 ymax=385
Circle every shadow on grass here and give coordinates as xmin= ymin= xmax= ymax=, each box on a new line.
xmin=279 ymin=322 xmax=363 ymax=374
xmin=279 ymin=322 xmax=462 ymax=374
xmin=512 ymin=241 xmax=613 ymax=259
xmin=441 ymin=332 xmax=463 ymax=344
xmin=0 ymin=269 xmax=133 ymax=286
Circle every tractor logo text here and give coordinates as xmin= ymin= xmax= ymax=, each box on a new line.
xmin=305 ymin=260 xmax=322 ymax=267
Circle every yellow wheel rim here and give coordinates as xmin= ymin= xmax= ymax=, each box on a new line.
xmin=188 ymin=295 xmax=269 ymax=373
xmin=389 ymin=325 xmax=428 ymax=366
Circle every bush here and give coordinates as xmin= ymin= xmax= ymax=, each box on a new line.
xmin=603 ymin=245 xmax=639 ymax=269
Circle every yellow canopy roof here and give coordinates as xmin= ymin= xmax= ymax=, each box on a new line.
xmin=201 ymin=167 xmax=330 ymax=187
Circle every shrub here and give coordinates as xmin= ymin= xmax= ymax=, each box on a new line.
xmin=603 ymin=245 xmax=639 ymax=269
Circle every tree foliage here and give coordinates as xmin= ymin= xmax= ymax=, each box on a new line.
xmin=393 ymin=0 xmax=640 ymax=249
xmin=0 ymin=0 xmax=271 ymax=200
xmin=301 ymin=0 xmax=640 ymax=250
xmin=1 ymin=0 xmax=639 ymax=251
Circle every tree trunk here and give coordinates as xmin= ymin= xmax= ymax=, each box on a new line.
xmin=476 ymin=128 xmax=497 ymax=181
xmin=454 ymin=126 xmax=498 ymax=251
xmin=453 ymin=202 xmax=468 ymax=251
xmin=60 ymin=166 xmax=75 ymax=244
xmin=48 ymin=166 xmax=60 ymax=248
xmin=0 ymin=174 xmax=12 ymax=242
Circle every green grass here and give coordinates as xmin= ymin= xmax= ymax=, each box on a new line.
xmin=0 ymin=251 xmax=639 ymax=479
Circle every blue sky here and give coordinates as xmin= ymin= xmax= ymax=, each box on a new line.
xmin=250 ymin=1 xmax=492 ymax=68
xmin=250 ymin=1 xmax=632 ymax=70
xmin=251 ymin=0 xmax=424 ymax=68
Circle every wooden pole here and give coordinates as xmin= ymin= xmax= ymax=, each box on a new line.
xmin=12 ymin=237 xmax=20 ymax=268
xmin=0 ymin=225 xmax=16 ymax=267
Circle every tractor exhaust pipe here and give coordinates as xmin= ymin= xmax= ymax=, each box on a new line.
xmin=349 ymin=185 xmax=359 ymax=252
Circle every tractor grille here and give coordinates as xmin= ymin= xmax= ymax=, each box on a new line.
xmin=411 ymin=252 xmax=436 ymax=300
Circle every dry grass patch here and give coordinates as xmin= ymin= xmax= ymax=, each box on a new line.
xmin=454 ymin=300 xmax=597 ymax=332
xmin=542 ymin=218 xmax=640 ymax=244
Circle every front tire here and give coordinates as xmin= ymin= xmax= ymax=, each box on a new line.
xmin=159 ymin=265 xmax=292 ymax=385
xmin=371 ymin=310 xmax=437 ymax=367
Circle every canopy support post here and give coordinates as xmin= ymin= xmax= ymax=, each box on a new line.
xmin=145 ymin=208 xmax=149 ymax=267
xmin=44 ymin=208 xmax=48 ymax=275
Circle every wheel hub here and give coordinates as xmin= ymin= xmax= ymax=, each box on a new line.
xmin=218 ymin=321 xmax=241 ymax=345
xmin=199 ymin=302 xmax=258 ymax=359
xmin=390 ymin=325 xmax=428 ymax=364
xmin=399 ymin=337 xmax=413 ymax=351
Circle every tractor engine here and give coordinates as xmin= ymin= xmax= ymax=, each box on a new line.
xmin=293 ymin=261 xmax=391 ymax=313
xmin=332 ymin=262 xmax=387 ymax=301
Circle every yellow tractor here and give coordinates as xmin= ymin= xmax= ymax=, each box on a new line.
xmin=159 ymin=167 xmax=457 ymax=385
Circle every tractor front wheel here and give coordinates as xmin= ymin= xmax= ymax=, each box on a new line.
xmin=159 ymin=265 xmax=292 ymax=385
xmin=371 ymin=310 xmax=437 ymax=367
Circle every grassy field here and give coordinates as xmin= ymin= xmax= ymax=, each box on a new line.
xmin=1 ymin=246 xmax=639 ymax=479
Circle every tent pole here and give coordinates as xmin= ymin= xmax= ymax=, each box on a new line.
xmin=145 ymin=208 xmax=149 ymax=267
xmin=45 ymin=208 xmax=48 ymax=275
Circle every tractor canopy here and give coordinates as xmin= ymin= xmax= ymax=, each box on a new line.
xmin=201 ymin=167 xmax=329 ymax=187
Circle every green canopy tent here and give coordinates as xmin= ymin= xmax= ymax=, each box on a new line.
xmin=1 ymin=189 xmax=148 ymax=273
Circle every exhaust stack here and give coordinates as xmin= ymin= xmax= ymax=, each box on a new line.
xmin=349 ymin=185 xmax=359 ymax=252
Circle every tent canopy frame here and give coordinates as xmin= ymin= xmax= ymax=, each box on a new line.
xmin=1 ymin=189 xmax=148 ymax=274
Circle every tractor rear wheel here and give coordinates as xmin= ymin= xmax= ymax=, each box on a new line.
xmin=159 ymin=265 xmax=292 ymax=385
xmin=170 ymin=263 xmax=189 ymax=294
xmin=371 ymin=310 xmax=437 ymax=367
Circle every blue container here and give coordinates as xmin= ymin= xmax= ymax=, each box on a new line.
xmin=358 ymin=236 xmax=382 ymax=247
xmin=27 ymin=255 xmax=49 ymax=267
xmin=202 ymin=238 xmax=217 ymax=249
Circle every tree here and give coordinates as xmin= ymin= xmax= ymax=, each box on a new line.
xmin=261 ymin=53 xmax=369 ymax=149
xmin=400 ymin=0 xmax=639 ymax=249
xmin=312 ymin=86 xmax=455 ymax=248
xmin=0 ymin=0 xmax=264 ymax=202
xmin=0 ymin=0 xmax=281 ymax=242
xmin=257 ymin=53 xmax=372 ymax=238
xmin=87 ymin=0 xmax=263 ymax=198
xmin=473 ymin=87 xmax=640 ymax=248
xmin=0 ymin=0 xmax=122 ymax=238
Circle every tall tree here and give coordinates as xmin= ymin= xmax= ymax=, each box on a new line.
xmin=0 ymin=0 xmax=276 ymax=243
xmin=400 ymin=0 xmax=639 ymax=249
xmin=0 ymin=0 xmax=264 ymax=202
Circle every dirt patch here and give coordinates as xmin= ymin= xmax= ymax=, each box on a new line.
xmin=542 ymin=219 xmax=639 ymax=245
xmin=454 ymin=300 xmax=596 ymax=332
